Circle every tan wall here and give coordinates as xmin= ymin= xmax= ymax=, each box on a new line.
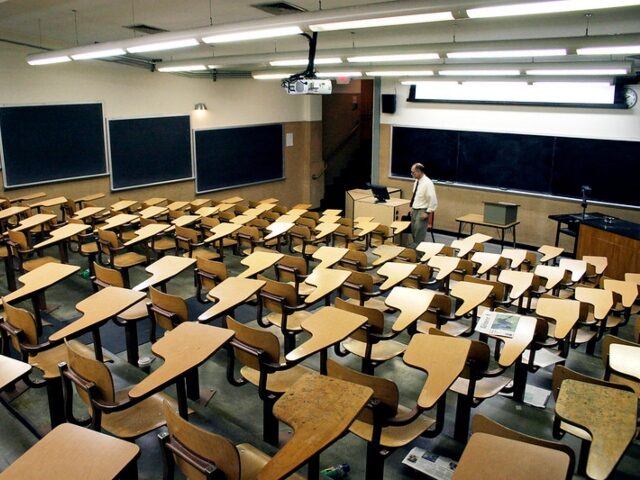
xmin=379 ymin=124 xmax=640 ymax=249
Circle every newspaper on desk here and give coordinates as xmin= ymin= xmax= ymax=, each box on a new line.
xmin=402 ymin=447 xmax=457 ymax=480
xmin=476 ymin=310 xmax=529 ymax=338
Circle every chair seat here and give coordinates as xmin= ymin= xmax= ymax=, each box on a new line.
xmin=0 ymin=245 xmax=10 ymax=258
xmin=605 ymin=315 xmax=623 ymax=329
xmin=293 ymin=244 xmax=319 ymax=256
xmin=343 ymin=338 xmax=407 ymax=362
xmin=350 ymin=404 xmax=436 ymax=448
xmin=609 ymin=373 xmax=640 ymax=398
xmin=240 ymin=364 xmax=314 ymax=393
xmin=114 ymin=252 xmax=147 ymax=268
xmin=29 ymin=340 xmax=105 ymax=380
xmin=450 ymin=375 xmax=512 ymax=399
xmin=148 ymin=237 xmax=175 ymax=252
xmin=237 ymin=443 xmax=305 ymax=480
xmin=183 ymin=248 xmax=220 ymax=261
xmin=80 ymin=243 xmax=99 ymax=255
xmin=23 ymin=256 xmax=60 ymax=271
xmin=573 ymin=328 xmax=597 ymax=345
xmin=264 ymin=310 xmax=312 ymax=332
xmin=120 ymin=230 xmax=137 ymax=242
xmin=118 ymin=299 xmax=151 ymax=321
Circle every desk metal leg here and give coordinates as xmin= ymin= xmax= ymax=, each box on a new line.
xmin=47 ymin=376 xmax=66 ymax=428
xmin=512 ymin=359 xmax=527 ymax=402
xmin=3 ymin=257 xmax=16 ymax=291
xmin=456 ymin=222 xmax=463 ymax=239
xmin=124 ymin=321 xmax=139 ymax=367
xmin=454 ymin=393 xmax=472 ymax=442
xmin=512 ymin=226 xmax=517 ymax=247
xmin=176 ymin=378 xmax=188 ymax=418
xmin=307 ymin=454 xmax=320 ymax=480
xmin=186 ymin=368 xmax=200 ymax=401
xmin=554 ymin=224 xmax=561 ymax=247
xmin=92 ymin=328 xmax=104 ymax=362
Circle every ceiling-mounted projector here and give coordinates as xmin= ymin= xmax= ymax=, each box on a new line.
xmin=283 ymin=77 xmax=332 ymax=95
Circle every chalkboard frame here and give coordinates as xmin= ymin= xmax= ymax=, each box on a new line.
xmin=388 ymin=124 xmax=640 ymax=210
xmin=194 ymin=123 xmax=285 ymax=194
xmin=0 ymin=101 xmax=109 ymax=189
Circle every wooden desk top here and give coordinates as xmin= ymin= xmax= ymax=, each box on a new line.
xmin=204 ymin=222 xmax=242 ymax=243
xmin=416 ymin=241 xmax=445 ymax=262
xmin=110 ymin=200 xmax=138 ymax=212
xmin=354 ymin=221 xmax=380 ymax=237
xmin=389 ymin=220 xmax=410 ymax=235
xmin=534 ymin=265 xmax=565 ymax=290
xmin=311 ymin=246 xmax=349 ymax=269
xmin=354 ymin=216 xmax=374 ymax=223
xmin=275 ymin=214 xmax=301 ymax=224
xmin=171 ymin=215 xmax=201 ymax=228
xmin=264 ymin=221 xmax=294 ymax=241
xmin=286 ymin=307 xmax=367 ymax=363
xmin=287 ymin=208 xmax=309 ymax=217
xmin=241 ymin=208 xmax=262 ymax=218
xmin=129 ymin=322 xmax=234 ymax=399
xmin=49 ymin=287 xmax=146 ymax=342
xmin=377 ymin=261 xmax=418 ymax=291
xmin=456 ymin=213 xmax=519 ymax=229
xmin=195 ymin=206 xmax=219 ymax=217
xmin=141 ymin=197 xmax=167 ymax=206
xmin=3 ymin=263 xmax=80 ymax=304
xmin=0 ymin=354 xmax=32 ymax=390
xmin=259 ymin=374 xmax=372 ymax=480
xmin=11 ymin=213 xmax=56 ymax=232
xmin=488 ymin=314 xmax=536 ymax=367
xmin=258 ymin=197 xmax=279 ymax=204
xmin=123 ymin=223 xmax=171 ymax=247
xmin=8 ymin=192 xmax=46 ymax=203
xmin=451 ymin=233 xmax=493 ymax=258
xmin=303 ymin=268 xmax=351 ymax=305
xmin=220 ymin=196 xmax=243 ymax=204
xmin=0 ymin=206 xmax=29 ymax=221
xmin=100 ymin=213 xmax=139 ymax=230
xmin=319 ymin=214 xmax=341 ymax=224
xmin=238 ymin=251 xmax=284 ymax=279
xmin=32 ymin=223 xmax=90 ymax=250
xmin=538 ymin=245 xmax=564 ymax=263
xmin=72 ymin=206 xmax=106 ymax=221
xmin=30 ymin=196 xmax=67 ymax=208
xmin=555 ymin=379 xmax=637 ymax=480
xmin=535 ymin=297 xmax=581 ymax=340
xmin=625 ymin=272 xmax=640 ymax=284
xmin=314 ymin=222 xmax=340 ymax=240
xmin=450 ymin=281 xmax=493 ymax=317
xmin=254 ymin=202 xmax=277 ymax=212
xmin=371 ymin=245 xmax=404 ymax=266
xmin=323 ymin=209 xmax=342 ymax=216
xmin=453 ymin=432 xmax=571 ymax=480
xmin=167 ymin=201 xmax=190 ymax=211
xmin=602 ymin=279 xmax=638 ymax=308
xmin=198 ymin=277 xmax=265 ymax=322
xmin=609 ymin=344 xmax=640 ymax=380
xmin=428 ymin=255 xmax=460 ymax=281
xmin=230 ymin=214 xmax=257 ymax=225
xmin=190 ymin=198 xmax=211 ymax=208
xmin=558 ymin=258 xmax=587 ymax=283
xmin=386 ymin=287 xmax=436 ymax=333
xmin=498 ymin=269 xmax=534 ymax=300
xmin=291 ymin=203 xmax=312 ymax=210
xmin=500 ymin=248 xmax=528 ymax=269
xmin=574 ymin=287 xmax=613 ymax=321
xmin=132 ymin=255 xmax=196 ymax=292
xmin=138 ymin=205 xmax=169 ymax=219
xmin=216 ymin=203 xmax=236 ymax=212
xmin=1 ymin=423 xmax=140 ymax=480
xmin=471 ymin=251 xmax=502 ymax=275
xmin=75 ymin=193 xmax=105 ymax=204
xmin=582 ymin=255 xmax=608 ymax=275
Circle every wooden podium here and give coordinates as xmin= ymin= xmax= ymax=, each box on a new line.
xmin=346 ymin=188 xmax=402 ymax=221
xmin=353 ymin=196 xmax=410 ymax=225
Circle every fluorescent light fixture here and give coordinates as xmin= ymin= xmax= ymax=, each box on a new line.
xmin=202 ymin=26 xmax=302 ymax=44
xmin=577 ymin=45 xmax=640 ymax=55
xmin=366 ymin=70 xmax=434 ymax=77
xmin=467 ymin=1 xmax=640 ymax=18
xmin=70 ymin=48 xmax=126 ymax=60
xmin=127 ymin=39 xmax=199 ymax=53
xmin=252 ymin=72 xmax=291 ymax=80
xmin=447 ymin=49 xmax=566 ymax=59
xmin=410 ymin=80 xmax=615 ymax=104
xmin=347 ymin=53 xmax=439 ymax=63
xmin=316 ymin=71 xmax=362 ymax=78
xmin=526 ymin=68 xmax=628 ymax=75
xmin=157 ymin=65 xmax=208 ymax=72
xmin=270 ymin=57 xmax=342 ymax=66
xmin=310 ymin=11 xmax=454 ymax=32
xmin=206 ymin=65 xmax=220 ymax=69
xmin=439 ymin=69 xmax=520 ymax=76
xmin=27 ymin=56 xmax=71 ymax=65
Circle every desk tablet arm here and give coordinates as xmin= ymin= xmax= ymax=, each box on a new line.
xmin=194 ymin=269 xmax=222 ymax=304
xmin=0 ymin=322 xmax=53 ymax=388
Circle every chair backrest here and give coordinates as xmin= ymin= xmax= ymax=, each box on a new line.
xmin=261 ymin=211 xmax=280 ymax=223
xmin=218 ymin=211 xmax=235 ymax=222
xmin=402 ymin=263 xmax=431 ymax=288
xmin=340 ymin=250 xmax=368 ymax=271
xmin=248 ymin=218 xmax=269 ymax=231
xmin=450 ymin=259 xmax=475 ymax=281
xmin=272 ymin=205 xmax=288 ymax=215
xmin=226 ymin=316 xmax=281 ymax=370
xmin=93 ymin=262 xmax=125 ymax=288
xmin=419 ymin=293 xmax=453 ymax=325
xmin=98 ymin=229 xmax=120 ymax=250
xmin=289 ymin=225 xmax=312 ymax=246
xmin=296 ymin=217 xmax=316 ymax=229
xmin=200 ymin=216 xmax=220 ymax=230
xmin=259 ymin=276 xmax=298 ymax=312
xmin=234 ymin=204 xmax=248 ymax=215
xmin=65 ymin=340 xmax=115 ymax=408
xmin=175 ymin=226 xmax=199 ymax=252
xmin=341 ymin=270 xmax=375 ymax=301
xmin=397 ymin=248 xmax=417 ymax=263
xmin=140 ymin=217 xmax=155 ymax=227
xmin=2 ymin=300 xmax=38 ymax=352
xmin=335 ymin=298 xmax=384 ymax=340
xmin=162 ymin=401 xmax=242 ymax=480
xmin=463 ymin=274 xmax=507 ymax=306
xmin=7 ymin=229 xmax=29 ymax=251
xmin=275 ymin=254 xmax=308 ymax=283
xmin=149 ymin=286 xmax=189 ymax=330
xmin=196 ymin=257 xmax=227 ymax=291
xmin=301 ymin=211 xmax=320 ymax=221
xmin=551 ymin=364 xmax=634 ymax=401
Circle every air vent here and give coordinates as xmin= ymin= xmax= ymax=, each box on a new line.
xmin=123 ymin=24 xmax=169 ymax=35
xmin=252 ymin=2 xmax=306 ymax=16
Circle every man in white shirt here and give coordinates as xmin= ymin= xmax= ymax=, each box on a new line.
xmin=409 ymin=162 xmax=438 ymax=245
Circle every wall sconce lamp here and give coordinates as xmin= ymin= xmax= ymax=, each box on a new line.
xmin=194 ymin=103 xmax=207 ymax=111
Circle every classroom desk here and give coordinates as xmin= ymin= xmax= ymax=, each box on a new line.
xmin=602 ymin=279 xmax=638 ymax=322
xmin=558 ymin=258 xmax=587 ymax=283
xmin=198 ymin=277 xmax=265 ymax=323
xmin=71 ymin=206 xmax=106 ymax=222
xmin=582 ymin=255 xmax=608 ymax=275
xmin=258 ymin=197 xmax=279 ymax=204
xmin=311 ymin=246 xmax=349 ymax=270
xmin=377 ymin=261 xmax=418 ymax=291
xmin=132 ymin=255 xmax=196 ymax=292
xmin=0 ymin=206 xmax=29 ymax=232
xmin=32 ymin=223 xmax=90 ymax=263
xmin=498 ymin=270 xmax=534 ymax=309
xmin=264 ymin=221 xmax=294 ymax=241
xmin=194 ymin=206 xmax=219 ymax=217
xmin=2 ymin=423 xmax=140 ymax=480
xmin=8 ymin=192 xmax=46 ymax=203
xmin=538 ymin=245 xmax=564 ymax=264
xmin=167 ymin=201 xmax=190 ymax=211
xmin=416 ymin=241 xmax=445 ymax=262
xmin=609 ymin=344 xmax=640 ymax=380
xmin=303 ymin=268 xmax=351 ymax=305
xmin=470 ymin=251 xmax=502 ymax=276
xmin=11 ymin=213 xmax=56 ymax=233
xmin=128 ymin=322 xmax=234 ymax=418
xmin=500 ymin=248 xmax=528 ymax=269
xmin=547 ymin=212 xmax=608 ymax=254
xmin=535 ymin=298 xmax=581 ymax=350
xmin=220 ymin=196 xmax=243 ymax=204
xmin=555 ymin=379 xmax=637 ymax=480
xmin=291 ymin=203 xmax=312 ymax=210
xmin=371 ymin=244 xmax=404 ymax=266
xmin=237 ymin=251 xmax=284 ymax=278
xmin=451 ymin=232 xmax=493 ymax=257
xmin=453 ymin=432 xmax=571 ymax=480
xmin=427 ymin=255 xmax=460 ymax=284
xmin=254 ymin=202 xmax=277 ymax=212
xmin=216 ymin=203 xmax=236 ymax=212
xmin=0 ymin=355 xmax=41 ymax=438
xmin=313 ymin=222 xmax=340 ymax=241
xmin=385 ymin=286 xmax=437 ymax=333
xmin=29 ymin=196 xmax=67 ymax=211
xmin=275 ymin=213 xmax=302 ymax=223
xmin=389 ymin=220 xmax=411 ymax=236
xmin=258 ymin=374 xmax=372 ymax=480
xmin=138 ymin=205 xmax=168 ymax=219
xmin=74 ymin=192 xmax=105 ymax=206
xmin=204 ymin=222 xmax=242 ymax=244
xmin=99 ymin=213 xmax=139 ymax=230
xmin=534 ymin=265 xmax=565 ymax=292
xmin=323 ymin=209 xmax=342 ymax=216
xmin=354 ymin=221 xmax=380 ymax=238
xmin=450 ymin=281 xmax=493 ymax=317
xmin=123 ymin=223 xmax=171 ymax=247
xmin=230 ymin=214 xmax=257 ymax=225
xmin=110 ymin=199 xmax=138 ymax=212
xmin=318 ymin=214 xmax=341 ymax=224
xmin=456 ymin=213 xmax=517 ymax=248
xmin=141 ymin=197 xmax=167 ymax=207
xmin=287 ymin=208 xmax=309 ymax=217
xmin=354 ymin=216 xmax=374 ymax=223
xmin=49 ymin=286 xmax=146 ymax=361
xmin=190 ymin=198 xmax=211 ymax=208
xmin=170 ymin=214 xmax=201 ymax=228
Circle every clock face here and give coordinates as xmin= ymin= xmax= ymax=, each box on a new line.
xmin=624 ymin=87 xmax=637 ymax=109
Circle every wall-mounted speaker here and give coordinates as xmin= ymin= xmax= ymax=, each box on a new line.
xmin=381 ymin=94 xmax=396 ymax=114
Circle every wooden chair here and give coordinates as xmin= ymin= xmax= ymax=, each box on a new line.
xmin=274 ymin=254 xmax=313 ymax=300
xmin=332 ymin=224 xmax=367 ymax=251
xmin=471 ymin=415 xmax=575 ymax=480
xmin=140 ymin=217 xmax=175 ymax=259
xmin=601 ymin=334 xmax=640 ymax=397
xmin=200 ymin=216 xmax=235 ymax=259
xmin=333 ymin=298 xmax=406 ymax=374
xmin=97 ymin=228 xmax=147 ymax=287
xmin=194 ymin=258 xmax=228 ymax=303
xmin=148 ymin=286 xmax=190 ymax=342
xmin=175 ymin=225 xmax=219 ymax=261
xmin=340 ymin=269 xmax=387 ymax=312
xmin=7 ymin=229 xmax=60 ymax=272
xmin=225 ymin=316 xmax=314 ymax=446
xmin=338 ymin=250 xmax=382 ymax=284
xmin=159 ymin=400 xmax=304 ymax=480
xmin=59 ymin=340 xmax=175 ymax=440
xmin=67 ymin=218 xmax=100 ymax=275
xmin=235 ymin=225 xmax=265 ymax=256
xmin=288 ymin=224 xmax=324 ymax=266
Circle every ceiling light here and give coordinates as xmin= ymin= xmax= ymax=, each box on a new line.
xmin=447 ymin=49 xmax=566 ymax=59
xmin=577 ymin=45 xmax=640 ymax=55
xmin=366 ymin=70 xmax=434 ymax=77
xmin=309 ymin=11 xmax=454 ymax=32
xmin=253 ymin=73 xmax=292 ymax=80
xmin=439 ymin=69 xmax=521 ymax=76
xmin=348 ymin=53 xmax=439 ymax=63
xmin=467 ymin=0 xmax=640 ymax=18
xmin=316 ymin=71 xmax=362 ymax=78
xmin=27 ymin=56 xmax=71 ymax=65
xmin=202 ymin=26 xmax=302 ymax=44
xmin=270 ymin=57 xmax=342 ymax=66
xmin=127 ymin=39 xmax=199 ymax=53
xmin=70 ymin=48 xmax=126 ymax=60
xmin=157 ymin=65 xmax=208 ymax=72
xmin=526 ymin=68 xmax=628 ymax=75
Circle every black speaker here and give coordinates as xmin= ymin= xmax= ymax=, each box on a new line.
xmin=381 ymin=94 xmax=396 ymax=114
